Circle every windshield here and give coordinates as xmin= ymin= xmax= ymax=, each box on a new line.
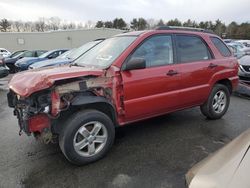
xmin=74 ymin=36 xmax=136 ymax=69
xmin=15 ymin=51 xmax=33 ymax=58
xmin=57 ymin=50 xmax=73 ymax=59
xmin=10 ymin=51 xmax=24 ymax=58
xmin=39 ymin=50 xmax=53 ymax=58
xmin=67 ymin=40 xmax=103 ymax=60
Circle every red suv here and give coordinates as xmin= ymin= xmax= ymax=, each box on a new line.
xmin=7 ymin=27 xmax=238 ymax=165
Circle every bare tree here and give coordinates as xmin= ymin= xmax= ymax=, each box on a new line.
xmin=0 ymin=19 xmax=11 ymax=32
xmin=61 ymin=23 xmax=68 ymax=30
xmin=13 ymin=21 xmax=23 ymax=32
xmin=77 ymin=22 xmax=84 ymax=29
xmin=48 ymin=17 xmax=61 ymax=30
xmin=68 ymin=22 xmax=76 ymax=29
xmin=35 ymin=18 xmax=46 ymax=32
xmin=147 ymin=19 xmax=158 ymax=29
xmin=85 ymin=20 xmax=95 ymax=29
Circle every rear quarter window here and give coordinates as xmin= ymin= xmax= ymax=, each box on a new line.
xmin=210 ymin=37 xmax=231 ymax=57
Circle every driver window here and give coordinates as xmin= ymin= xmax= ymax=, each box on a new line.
xmin=129 ymin=35 xmax=173 ymax=68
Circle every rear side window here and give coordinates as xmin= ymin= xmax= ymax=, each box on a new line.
xmin=210 ymin=37 xmax=231 ymax=57
xmin=176 ymin=35 xmax=212 ymax=63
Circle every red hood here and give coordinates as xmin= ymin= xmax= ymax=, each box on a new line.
xmin=9 ymin=66 xmax=104 ymax=97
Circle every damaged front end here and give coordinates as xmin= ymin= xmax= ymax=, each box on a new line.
xmin=7 ymin=89 xmax=56 ymax=142
xmin=7 ymin=69 xmax=121 ymax=143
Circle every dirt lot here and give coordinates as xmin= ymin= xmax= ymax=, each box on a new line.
xmin=0 ymin=76 xmax=250 ymax=188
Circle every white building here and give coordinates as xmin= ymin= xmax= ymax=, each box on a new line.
xmin=0 ymin=28 xmax=124 ymax=52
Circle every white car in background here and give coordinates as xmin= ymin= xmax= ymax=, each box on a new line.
xmin=227 ymin=43 xmax=250 ymax=84
xmin=236 ymin=40 xmax=250 ymax=47
xmin=0 ymin=48 xmax=11 ymax=58
xmin=228 ymin=42 xmax=250 ymax=54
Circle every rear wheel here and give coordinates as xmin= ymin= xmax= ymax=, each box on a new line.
xmin=59 ymin=109 xmax=115 ymax=165
xmin=200 ymin=84 xmax=230 ymax=119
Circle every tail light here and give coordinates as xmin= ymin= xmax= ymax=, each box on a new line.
xmin=0 ymin=59 xmax=3 ymax=65
xmin=51 ymin=90 xmax=61 ymax=116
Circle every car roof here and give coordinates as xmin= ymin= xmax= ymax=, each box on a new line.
xmin=48 ymin=49 xmax=69 ymax=52
xmin=26 ymin=50 xmax=47 ymax=52
xmin=115 ymin=27 xmax=217 ymax=38
xmin=115 ymin=30 xmax=148 ymax=37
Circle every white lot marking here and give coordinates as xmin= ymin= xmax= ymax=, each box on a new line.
xmin=112 ymin=174 xmax=132 ymax=187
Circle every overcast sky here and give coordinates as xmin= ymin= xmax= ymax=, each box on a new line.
xmin=0 ymin=0 xmax=249 ymax=24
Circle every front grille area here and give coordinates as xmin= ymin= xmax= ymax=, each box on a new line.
xmin=242 ymin=65 xmax=250 ymax=72
xmin=239 ymin=76 xmax=250 ymax=83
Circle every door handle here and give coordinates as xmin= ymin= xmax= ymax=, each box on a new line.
xmin=208 ymin=63 xmax=218 ymax=68
xmin=166 ymin=70 xmax=178 ymax=76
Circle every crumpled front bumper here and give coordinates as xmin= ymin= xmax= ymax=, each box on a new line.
xmin=7 ymin=90 xmax=51 ymax=135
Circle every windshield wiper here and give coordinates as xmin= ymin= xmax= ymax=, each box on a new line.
xmin=69 ymin=62 xmax=85 ymax=67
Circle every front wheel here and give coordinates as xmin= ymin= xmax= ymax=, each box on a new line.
xmin=200 ymin=84 xmax=230 ymax=120
xmin=59 ymin=109 xmax=115 ymax=165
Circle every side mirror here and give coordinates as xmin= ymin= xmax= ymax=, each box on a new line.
xmin=123 ymin=58 xmax=146 ymax=71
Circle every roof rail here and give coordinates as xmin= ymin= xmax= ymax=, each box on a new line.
xmin=155 ymin=26 xmax=214 ymax=34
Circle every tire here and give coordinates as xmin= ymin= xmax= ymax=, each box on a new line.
xmin=7 ymin=64 xmax=15 ymax=74
xmin=200 ymin=84 xmax=230 ymax=120
xmin=59 ymin=109 xmax=115 ymax=165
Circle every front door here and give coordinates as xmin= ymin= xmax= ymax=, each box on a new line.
xmin=121 ymin=35 xmax=181 ymax=123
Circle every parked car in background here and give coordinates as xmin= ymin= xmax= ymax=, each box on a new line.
xmin=0 ymin=58 xmax=9 ymax=78
xmin=186 ymin=128 xmax=250 ymax=188
xmin=238 ymin=55 xmax=250 ymax=84
xmin=228 ymin=42 xmax=250 ymax=54
xmin=9 ymin=50 xmax=27 ymax=58
xmin=223 ymin=39 xmax=234 ymax=43
xmin=29 ymin=49 xmax=75 ymax=69
xmin=8 ymin=27 xmax=238 ymax=165
xmin=0 ymin=48 xmax=11 ymax=58
xmin=29 ymin=39 xmax=104 ymax=69
xmin=227 ymin=43 xmax=250 ymax=84
xmin=4 ymin=50 xmax=47 ymax=73
xmin=227 ymin=43 xmax=245 ymax=59
xmin=235 ymin=40 xmax=250 ymax=47
xmin=15 ymin=49 xmax=68 ymax=71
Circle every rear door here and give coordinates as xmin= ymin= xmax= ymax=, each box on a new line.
xmin=174 ymin=34 xmax=217 ymax=107
xmin=121 ymin=34 xmax=182 ymax=122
